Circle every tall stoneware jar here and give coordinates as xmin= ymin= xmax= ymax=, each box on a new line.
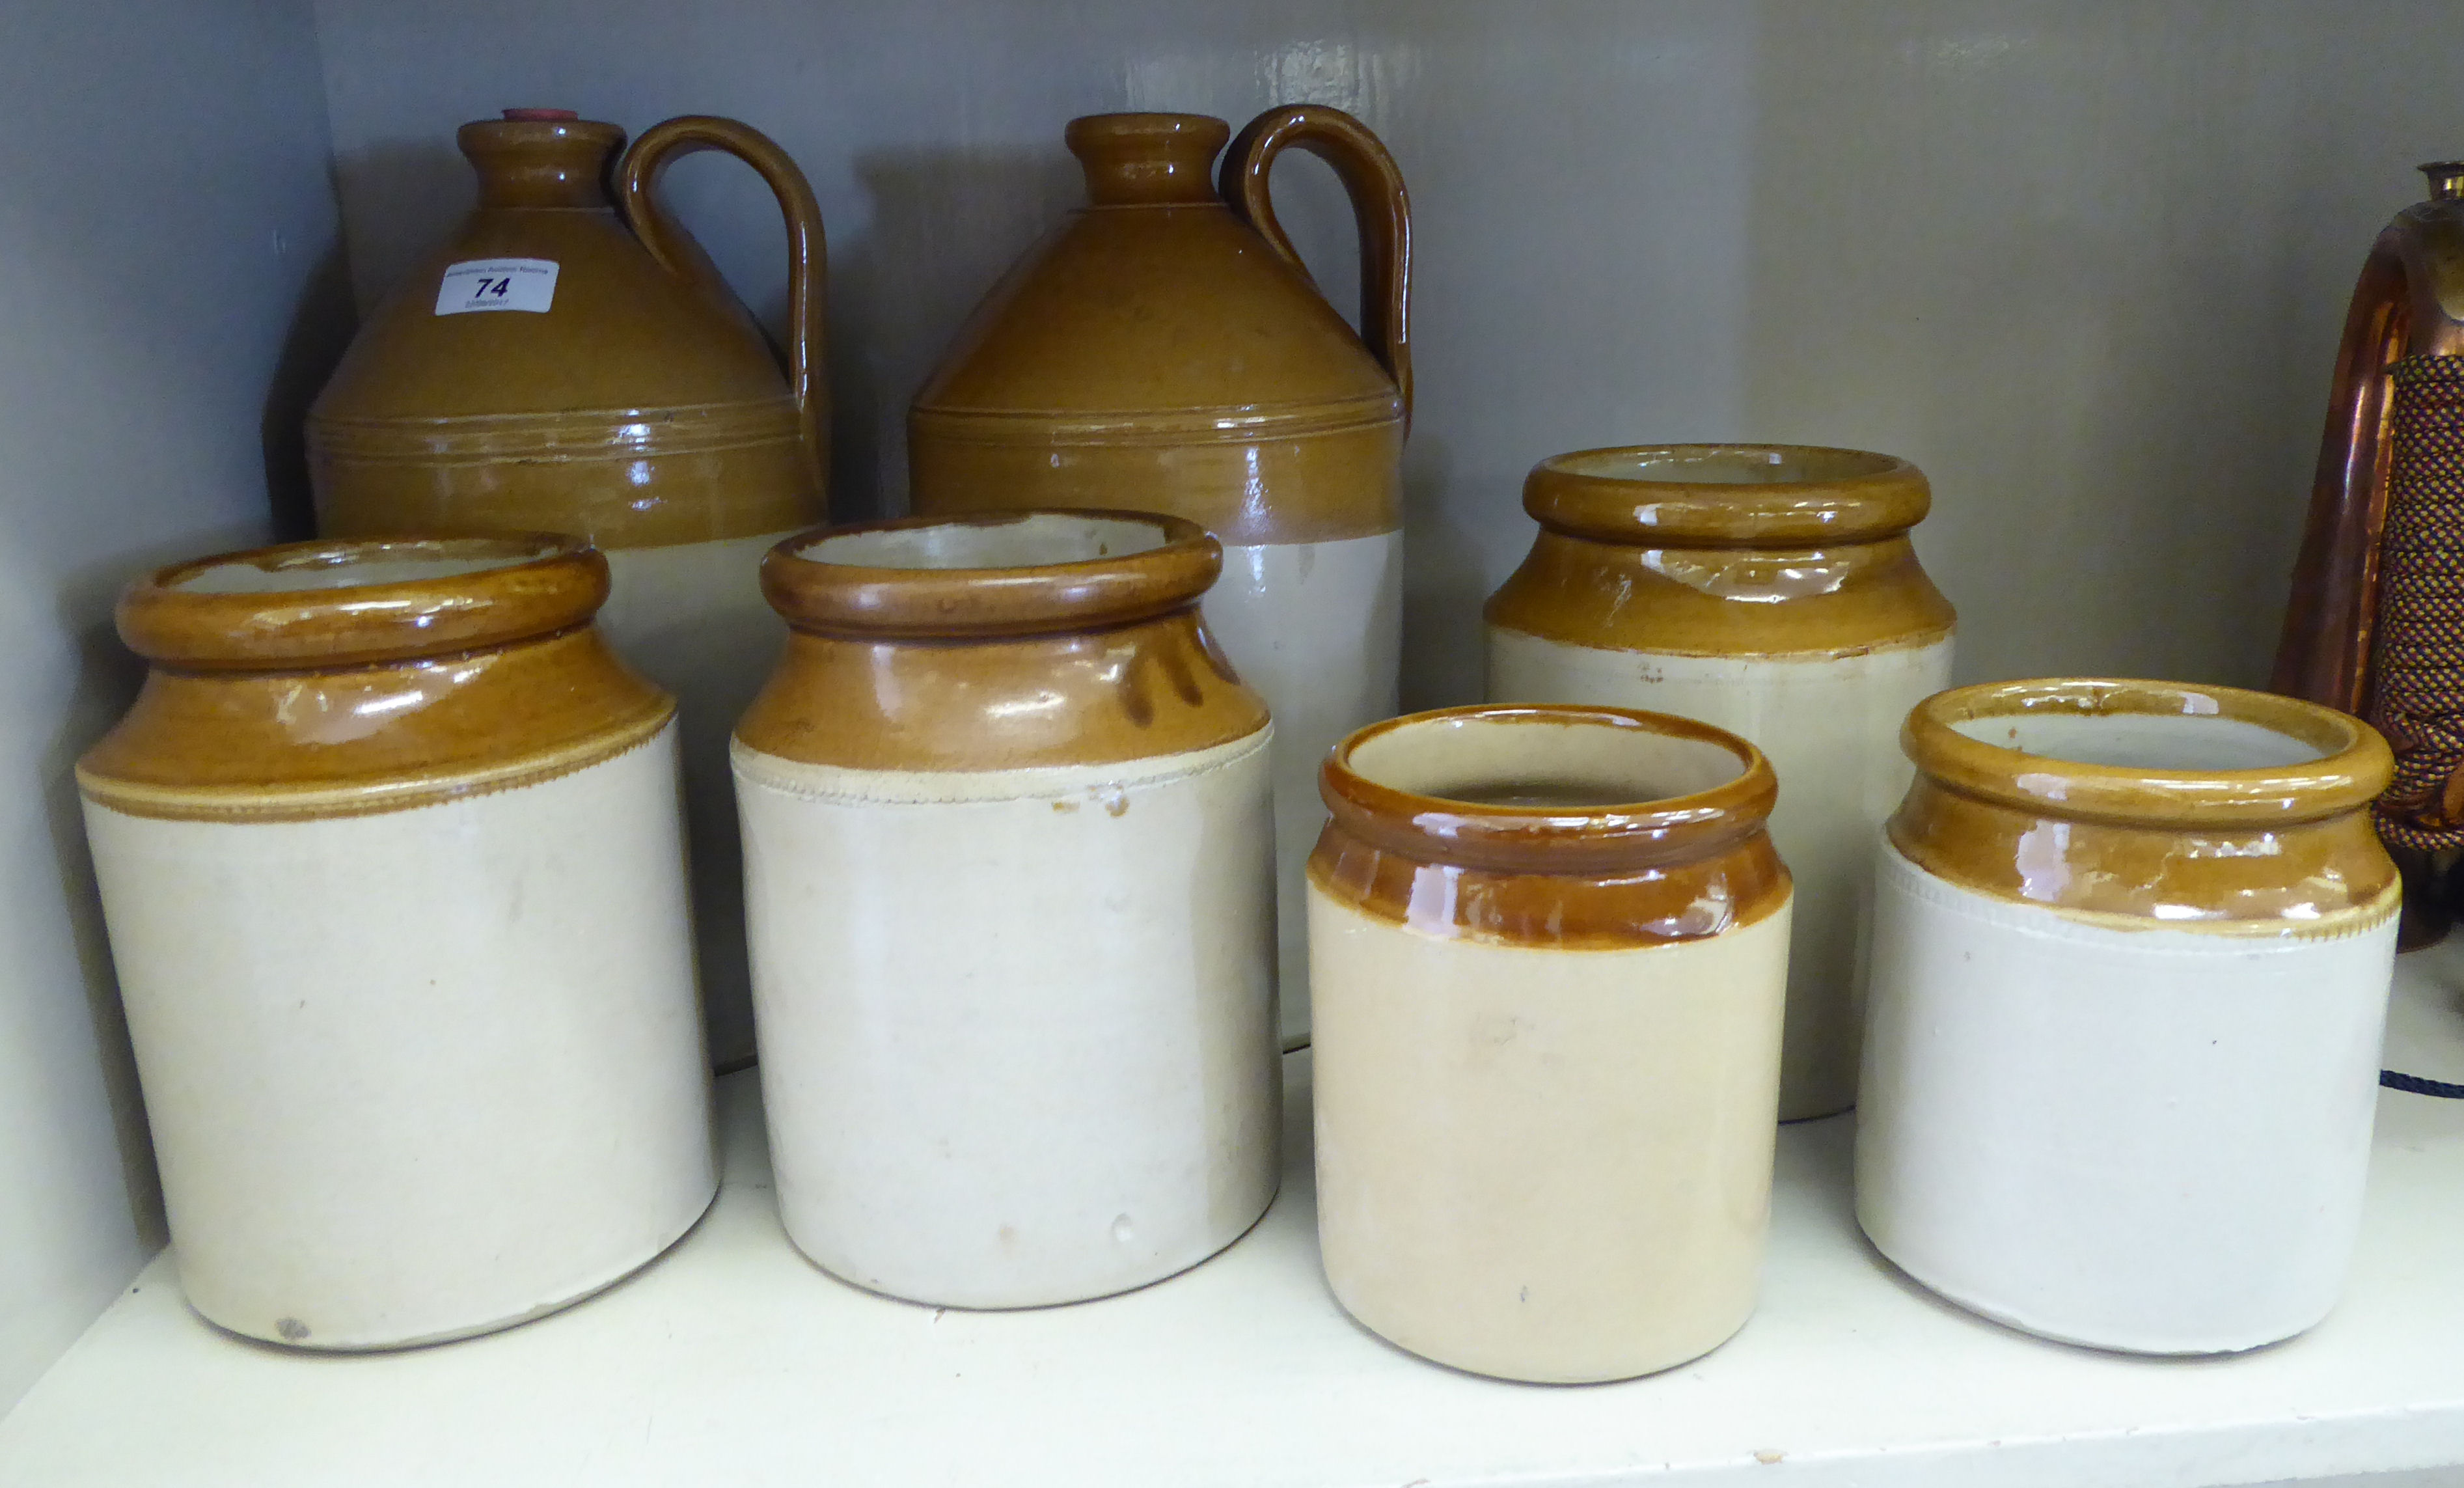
xmin=910 ymin=106 xmax=1409 ymax=1050
xmin=735 ymin=510 xmax=1279 ymax=1306
xmin=1857 ymin=680 xmax=2399 ymax=1353
xmin=1309 ymin=704 xmax=1791 ymax=1383
xmin=1486 ymin=445 xmax=1953 ymax=1120
xmin=308 ymin=110 xmax=828 ymax=1069
xmin=75 ymin=536 xmax=716 ymax=1349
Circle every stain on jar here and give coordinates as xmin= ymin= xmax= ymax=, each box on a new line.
xmin=275 ymin=1316 xmax=311 ymax=1342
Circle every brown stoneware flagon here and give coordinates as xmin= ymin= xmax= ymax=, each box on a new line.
xmin=908 ymin=105 xmax=1412 ymax=1047
xmin=80 ymin=535 xmax=670 ymax=823
xmin=308 ymin=111 xmax=825 ymax=546
xmin=305 ymin=107 xmax=830 ymax=1066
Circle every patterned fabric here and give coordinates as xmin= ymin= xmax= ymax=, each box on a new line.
xmin=2368 ymin=354 xmax=2464 ymax=851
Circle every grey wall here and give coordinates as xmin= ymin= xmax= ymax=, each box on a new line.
xmin=309 ymin=0 xmax=2464 ymax=707
xmin=0 ymin=0 xmax=348 ymax=1411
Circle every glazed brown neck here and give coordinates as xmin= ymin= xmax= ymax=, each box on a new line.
xmin=459 ymin=118 xmax=624 ymax=209
xmin=1067 ymin=113 xmax=1228 ymax=206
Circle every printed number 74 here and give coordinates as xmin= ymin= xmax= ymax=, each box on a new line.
xmin=474 ymin=277 xmax=510 ymax=298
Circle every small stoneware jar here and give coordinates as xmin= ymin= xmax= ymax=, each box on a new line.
xmin=1856 ymin=679 xmax=2400 ymax=1355
xmin=1486 ymin=444 xmax=1954 ymax=1121
xmin=1309 ymin=704 xmax=1792 ymax=1383
xmin=735 ymin=510 xmax=1279 ymax=1308
xmin=76 ymin=536 xmax=716 ymax=1349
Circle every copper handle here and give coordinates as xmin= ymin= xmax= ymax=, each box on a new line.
xmin=616 ymin=115 xmax=830 ymax=493
xmin=2273 ymin=241 xmax=2409 ymax=715
xmin=1220 ymin=103 xmax=1413 ymax=423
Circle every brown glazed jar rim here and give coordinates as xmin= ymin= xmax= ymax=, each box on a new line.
xmin=118 ymin=534 xmax=607 ymax=672
xmin=1906 ymin=678 xmax=2393 ymax=828
xmin=1524 ymin=443 xmax=1930 ymax=547
xmin=1321 ymin=704 xmax=1779 ymax=875
xmin=761 ymin=509 xmax=1222 ymax=639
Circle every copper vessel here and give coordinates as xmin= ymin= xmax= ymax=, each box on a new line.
xmin=2275 ymin=161 xmax=2464 ymax=944
xmin=909 ymin=106 xmax=1410 ymax=1047
xmin=307 ymin=109 xmax=829 ymax=1066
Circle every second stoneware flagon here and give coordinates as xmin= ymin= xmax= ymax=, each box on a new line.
xmin=306 ymin=109 xmax=830 ymax=1069
xmin=1309 ymin=705 xmax=1790 ymax=1383
xmin=734 ymin=510 xmax=1280 ymax=1308
xmin=1485 ymin=445 xmax=1954 ymax=1119
xmin=76 ymin=536 xmax=715 ymax=1349
xmin=908 ymin=105 xmax=1410 ymax=1049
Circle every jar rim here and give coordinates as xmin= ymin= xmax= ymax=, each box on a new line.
xmin=1524 ymin=443 xmax=1928 ymax=547
xmin=761 ymin=509 xmax=1220 ymax=639
xmin=1904 ymin=678 xmax=2392 ymax=827
xmin=1320 ymin=704 xmax=1778 ymax=874
xmin=118 ymin=534 xmax=606 ymax=672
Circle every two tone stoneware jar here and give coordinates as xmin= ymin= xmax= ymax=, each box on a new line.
xmin=76 ymin=536 xmax=716 ymax=1349
xmin=734 ymin=510 xmax=1280 ymax=1308
xmin=1485 ymin=445 xmax=1954 ymax=1121
xmin=1307 ymin=704 xmax=1790 ymax=1383
xmin=1856 ymin=680 xmax=2400 ymax=1353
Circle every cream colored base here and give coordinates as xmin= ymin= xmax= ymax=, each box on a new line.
xmin=602 ymin=529 xmax=801 ymax=1069
xmin=81 ymin=725 xmax=717 ymax=1349
xmin=1308 ymin=887 xmax=1790 ymax=1383
xmin=735 ymin=730 xmax=1280 ymax=1309
xmin=1207 ymin=532 xmax=1403 ymax=1051
xmin=1486 ymin=628 xmax=1951 ymax=1118
xmin=1857 ymin=842 xmax=2397 ymax=1354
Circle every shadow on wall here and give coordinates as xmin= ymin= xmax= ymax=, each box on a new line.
xmin=262 ymin=240 xmax=360 ymax=540
xmin=1399 ymin=433 xmax=1488 ymax=712
xmin=44 ymin=540 xmax=240 ymax=1253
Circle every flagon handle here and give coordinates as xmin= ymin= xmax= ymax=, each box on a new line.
xmin=616 ymin=115 xmax=830 ymax=495
xmin=1220 ymin=103 xmax=1413 ymax=424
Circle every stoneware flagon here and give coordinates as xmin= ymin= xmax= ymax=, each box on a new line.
xmin=307 ymin=109 xmax=829 ymax=1069
xmin=1308 ymin=705 xmax=1791 ymax=1383
xmin=76 ymin=536 xmax=716 ymax=1349
xmin=1485 ymin=445 xmax=1954 ymax=1120
xmin=1855 ymin=679 xmax=2399 ymax=1354
xmin=908 ymin=105 xmax=1409 ymax=1049
xmin=734 ymin=510 xmax=1280 ymax=1308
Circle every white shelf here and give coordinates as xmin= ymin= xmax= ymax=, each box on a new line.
xmin=6 ymin=946 xmax=2464 ymax=1488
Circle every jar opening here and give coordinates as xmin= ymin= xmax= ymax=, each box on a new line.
xmin=1321 ymin=706 xmax=1777 ymax=875
xmin=1949 ymin=711 xmax=2326 ymax=773
xmin=1551 ymin=446 xmax=1902 ymax=488
xmin=1524 ymin=443 xmax=1928 ymax=547
xmin=789 ymin=513 xmax=1169 ymax=572
xmin=1347 ymin=713 xmax=1746 ymax=810
xmin=171 ymin=539 xmax=560 ymax=596
xmin=762 ymin=509 xmax=1220 ymax=639
xmin=1906 ymin=680 xmax=2390 ymax=827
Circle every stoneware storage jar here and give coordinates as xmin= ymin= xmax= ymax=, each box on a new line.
xmin=1309 ymin=704 xmax=1792 ymax=1383
xmin=1486 ymin=445 xmax=1954 ymax=1120
xmin=1856 ymin=679 xmax=2400 ymax=1354
xmin=910 ymin=106 xmax=1409 ymax=1049
xmin=75 ymin=536 xmax=716 ymax=1349
xmin=308 ymin=109 xmax=829 ymax=1069
xmin=735 ymin=510 xmax=1280 ymax=1308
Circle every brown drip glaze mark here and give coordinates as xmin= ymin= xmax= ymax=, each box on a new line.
xmin=1118 ymin=650 xmax=1155 ymax=726
xmin=1158 ymin=639 xmax=1205 ymax=707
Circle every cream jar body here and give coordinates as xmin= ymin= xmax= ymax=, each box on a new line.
xmin=76 ymin=538 xmax=716 ymax=1349
xmin=1855 ymin=680 xmax=2400 ymax=1354
xmin=735 ymin=512 xmax=1280 ymax=1308
xmin=1485 ymin=445 xmax=1955 ymax=1120
xmin=1307 ymin=706 xmax=1790 ymax=1383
